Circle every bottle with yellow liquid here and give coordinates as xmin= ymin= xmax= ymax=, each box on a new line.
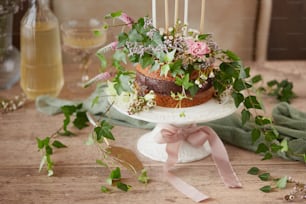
xmin=20 ymin=0 xmax=64 ymax=100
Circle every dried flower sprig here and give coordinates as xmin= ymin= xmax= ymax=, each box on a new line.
xmin=0 ymin=0 xmax=25 ymax=14
xmin=0 ymin=93 xmax=27 ymax=113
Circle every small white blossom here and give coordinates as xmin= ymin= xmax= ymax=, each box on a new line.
xmin=209 ymin=72 xmax=215 ymax=78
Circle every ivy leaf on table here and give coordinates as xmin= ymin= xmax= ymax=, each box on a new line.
xmin=60 ymin=104 xmax=88 ymax=136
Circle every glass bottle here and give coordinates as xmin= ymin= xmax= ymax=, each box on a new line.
xmin=20 ymin=0 xmax=64 ymax=100
xmin=0 ymin=4 xmax=20 ymax=89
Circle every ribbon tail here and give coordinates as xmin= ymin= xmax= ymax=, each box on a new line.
xmin=205 ymin=127 xmax=242 ymax=188
xmin=164 ymin=142 xmax=209 ymax=202
xmin=165 ymin=171 xmax=210 ymax=202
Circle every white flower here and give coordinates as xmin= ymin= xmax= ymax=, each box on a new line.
xmin=209 ymin=72 xmax=215 ymax=78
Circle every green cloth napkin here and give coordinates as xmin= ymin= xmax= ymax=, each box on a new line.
xmin=36 ymin=84 xmax=306 ymax=162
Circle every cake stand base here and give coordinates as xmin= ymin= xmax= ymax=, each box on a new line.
xmin=137 ymin=125 xmax=211 ymax=163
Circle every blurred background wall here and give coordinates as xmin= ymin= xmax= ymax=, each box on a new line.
xmin=13 ymin=0 xmax=306 ymax=62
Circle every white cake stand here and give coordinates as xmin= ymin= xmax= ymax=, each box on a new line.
xmin=112 ymin=97 xmax=237 ymax=163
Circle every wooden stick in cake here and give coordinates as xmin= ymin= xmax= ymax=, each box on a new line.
xmin=152 ymin=0 xmax=156 ymax=27
xmin=165 ymin=0 xmax=169 ymax=31
xmin=200 ymin=0 xmax=206 ymax=33
xmin=174 ymin=0 xmax=179 ymax=24
xmin=184 ymin=0 xmax=188 ymax=26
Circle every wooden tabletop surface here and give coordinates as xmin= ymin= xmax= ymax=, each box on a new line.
xmin=0 ymin=61 xmax=305 ymax=204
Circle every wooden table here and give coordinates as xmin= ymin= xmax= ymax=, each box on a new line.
xmin=0 ymin=61 xmax=305 ymax=204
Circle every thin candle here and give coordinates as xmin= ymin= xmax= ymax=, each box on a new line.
xmin=152 ymin=0 xmax=156 ymax=27
xmin=184 ymin=0 xmax=188 ymax=25
xmin=165 ymin=0 xmax=169 ymax=31
xmin=174 ymin=0 xmax=179 ymax=24
xmin=200 ymin=0 xmax=206 ymax=33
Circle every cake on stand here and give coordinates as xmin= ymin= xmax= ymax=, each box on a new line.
xmin=110 ymin=96 xmax=237 ymax=163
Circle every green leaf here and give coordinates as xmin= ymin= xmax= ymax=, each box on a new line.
xmin=232 ymin=92 xmax=244 ymax=107
xmin=138 ymin=169 xmax=149 ymax=184
xmin=45 ymin=145 xmax=53 ymax=155
xmin=251 ymin=74 xmax=263 ymax=84
xmin=110 ymin=167 xmax=121 ymax=180
xmin=270 ymin=143 xmax=283 ymax=153
xmin=223 ymin=50 xmax=240 ymax=61
xmin=114 ymin=72 xmax=135 ymax=94
xmin=73 ymin=111 xmax=89 ymax=129
xmin=276 ymin=176 xmax=287 ymax=189
xmin=244 ymin=96 xmax=262 ymax=109
xmin=128 ymin=29 xmax=143 ymax=42
xmin=164 ymin=49 xmax=176 ymax=63
xmin=43 ymin=137 xmax=50 ymax=146
xmin=60 ymin=104 xmax=81 ymax=135
xmin=150 ymin=60 xmax=160 ymax=72
xmin=36 ymin=138 xmax=45 ymax=149
xmin=260 ymin=185 xmax=272 ymax=193
xmin=219 ymin=62 xmax=238 ymax=78
xmin=113 ymin=50 xmax=127 ymax=64
xmin=198 ymin=34 xmax=210 ymax=40
xmin=181 ymin=74 xmax=194 ymax=90
xmin=255 ymin=116 xmax=272 ymax=126
xmin=233 ymin=79 xmax=251 ymax=92
xmin=264 ymin=130 xmax=278 ymax=142
xmin=52 ymin=140 xmax=67 ymax=148
xmin=251 ymin=128 xmax=261 ymax=143
xmin=61 ymin=105 xmax=77 ymax=116
xmin=105 ymin=11 xmax=122 ymax=19
xmin=267 ymin=80 xmax=278 ymax=87
xmin=96 ymin=53 xmax=107 ymax=68
xmin=262 ymin=152 xmax=273 ymax=160
xmin=139 ymin=53 xmax=154 ymax=68
xmin=247 ymin=167 xmax=260 ymax=175
xmin=94 ymin=120 xmax=115 ymax=141
xmin=161 ymin=64 xmax=170 ymax=76
xmin=256 ymin=143 xmax=269 ymax=153
xmin=101 ymin=186 xmax=111 ymax=193
xmin=280 ymin=139 xmax=288 ymax=152
xmin=116 ymin=182 xmax=132 ymax=192
xmin=259 ymin=173 xmax=270 ymax=181
xmin=241 ymin=109 xmax=251 ymax=125
xmin=303 ymin=154 xmax=306 ymax=163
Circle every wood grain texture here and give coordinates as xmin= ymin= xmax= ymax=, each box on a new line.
xmin=0 ymin=62 xmax=305 ymax=204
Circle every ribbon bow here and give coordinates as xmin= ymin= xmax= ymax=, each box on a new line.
xmin=155 ymin=123 xmax=242 ymax=202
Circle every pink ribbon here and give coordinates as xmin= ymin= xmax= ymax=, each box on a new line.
xmin=155 ymin=123 xmax=242 ymax=202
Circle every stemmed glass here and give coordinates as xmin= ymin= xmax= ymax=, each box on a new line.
xmin=61 ymin=18 xmax=107 ymax=86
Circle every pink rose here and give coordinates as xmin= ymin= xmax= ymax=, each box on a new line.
xmin=119 ymin=13 xmax=134 ymax=28
xmin=185 ymin=39 xmax=210 ymax=57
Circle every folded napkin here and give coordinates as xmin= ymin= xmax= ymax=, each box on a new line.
xmin=36 ymin=84 xmax=306 ymax=162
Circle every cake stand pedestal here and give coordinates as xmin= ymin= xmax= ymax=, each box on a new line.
xmin=112 ymin=97 xmax=237 ymax=163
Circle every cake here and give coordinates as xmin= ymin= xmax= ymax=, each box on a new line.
xmin=93 ymin=12 xmax=242 ymax=114
xmin=135 ymin=64 xmax=215 ymax=108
